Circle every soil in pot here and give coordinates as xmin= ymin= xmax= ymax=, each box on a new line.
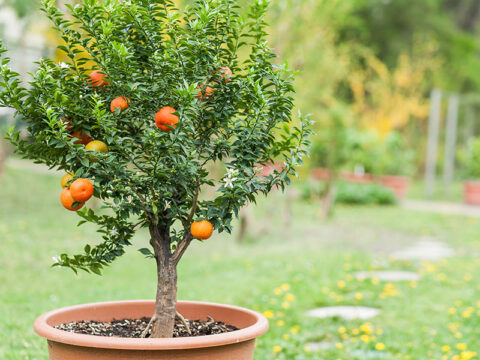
xmin=55 ymin=316 xmax=239 ymax=338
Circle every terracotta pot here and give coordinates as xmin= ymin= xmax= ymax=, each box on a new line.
xmin=464 ymin=180 xmax=480 ymax=205
xmin=257 ymin=162 xmax=284 ymax=178
xmin=340 ymin=171 xmax=374 ymax=184
xmin=34 ymin=300 xmax=269 ymax=360
xmin=311 ymin=168 xmax=331 ymax=181
xmin=378 ymin=175 xmax=410 ymax=199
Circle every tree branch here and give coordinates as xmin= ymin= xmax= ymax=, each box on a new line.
xmin=173 ymin=176 xmax=200 ymax=264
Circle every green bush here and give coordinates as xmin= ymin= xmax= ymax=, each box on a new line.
xmin=458 ymin=137 xmax=480 ymax=180
xmin=335 ymin=181 xmax=396 ymax=205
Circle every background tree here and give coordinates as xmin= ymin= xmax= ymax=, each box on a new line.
xmin=0 ymin=0 xmax=312 ymax=338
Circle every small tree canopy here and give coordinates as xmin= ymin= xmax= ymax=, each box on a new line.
xmin=0 ymin=0 xmax=312 ymax=275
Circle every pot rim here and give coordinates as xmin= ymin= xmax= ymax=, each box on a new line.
xmin=34 ymin=300 xmax=269 ymax=350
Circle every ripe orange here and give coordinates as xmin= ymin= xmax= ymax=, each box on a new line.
xmin=195 ymin=85 xmax=214 ymax=101
xmin=70 ymin=178 xmax=94 ymax=202
xmin=190 ymin=220 xmax=213 ymax=240
xmin=60 ymin=188 xmax=84 ymax=211
xmin=219 ymin=66 xmax=232 ymax=82
xmin=88 ymin=70 xmax=110 ymax=88
xmin=61 ymin=173 xmax=74 ymax=188
xmin=71 ymin=130 xmax=92 ymax=145
xmin=155 ymin=106 xmax=179 ymax=131
xmin=85 ymin=140 xmax=108 ymax=153
xmin=110 ymin=96 xmax=130 ymax=113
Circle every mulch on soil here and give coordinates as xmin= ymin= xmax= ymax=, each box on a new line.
xmin=54 ymin=316 xmax=239 ymax=338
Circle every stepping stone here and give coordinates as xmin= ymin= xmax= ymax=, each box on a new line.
xmin=355 ymin=270 xmax=420 ymax=282
xmin=307 ymin=306 xmax=380 ymax=320
xmin=305 ymin=341 xmax=333 ymax=351
xmin=392 ymin=237 xmax=454 ymax=261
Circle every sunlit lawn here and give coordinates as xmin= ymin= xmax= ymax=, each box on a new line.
xmin=1 ymin=161 xmax=480 ymax=359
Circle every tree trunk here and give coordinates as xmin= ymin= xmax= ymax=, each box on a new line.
xmin=149 ymin=223 xmax=177 ymax=338
xmin=321 ymin=177 xmax=336 ymax=219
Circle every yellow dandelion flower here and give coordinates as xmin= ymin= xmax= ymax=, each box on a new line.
xmin=285 ymin=293 xmax=295 ymax=302
xmin=273 ymin=345 xmax=282 ymax=353
xmin=274 ymin=288 xmax=282 ymax=296
xmin=360 ymin=323 xmax=373 ymax=334
xmin=448 ymin=307 xmax=456 ymax=315
xmin=290 ymin=325 xmax=300 ymax=334
xmin=338 ymin=327 xmax=347 ymax=334
xmin=355 ymin=293 xmax=364 ymax=301
xmin=282 ymin=334 xmax=290 ymax=340
xmin=360 ymin=334 xmax=370 ymax=343
xmin=276 ymin=320 xmax=285 ymax=327
xmin=263 ymin=310 xmax=274 ymax=319
xmin=281 ymin=301 xmax=290 ymax=309
xmin=281 ymin=283 xmax=290 ymax=291
xmin=335 ymin=343 xmax=343 ymax=349
xmin=456 ymin=343 xmax=467 ymax=350
xmin=441 ymin=345 xmax=451 ymax=352
xmin=337 ymin=280 xmax=346 ymax=288
xmin=375 ymin=343 xmax=386 ymax=351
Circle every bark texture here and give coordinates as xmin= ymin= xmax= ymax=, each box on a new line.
xmin=149 ymin=223 xmax=177 ymax=338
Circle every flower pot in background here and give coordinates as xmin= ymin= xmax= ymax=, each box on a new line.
xmin=340 ymin=171 xmax=374 ymax=184
xmin=378 ymin=175 xmax=410 ymax=199
xmin=463 ymin=181 xmax=480 ymax=205
xmin=34 ymin=300 xmax=269 ymax=360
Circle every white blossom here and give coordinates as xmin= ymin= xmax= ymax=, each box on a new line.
xmin=58 ymin=62 xmax=69 ymax=69
xmin=223 ymin=176 xmax=237 ymax=189
xmin=52 ymin=256 xmax=61 ymax=264
xmin=164 ymin=200 xmax=171 ymax=210
xmin=109 ymin=228 xmax=118 ymax=236
xmin=126 ymin=195 xmax=133 ymax=203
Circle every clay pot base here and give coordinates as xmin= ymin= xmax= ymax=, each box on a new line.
xmin=34 ymin=300 xmax=269 ymax=360
xmin=55 ymin=316 xmax=239 ymax=338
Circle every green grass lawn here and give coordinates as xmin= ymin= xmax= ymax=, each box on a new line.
xmin=2 ymin=162 xmax=480 ymax=359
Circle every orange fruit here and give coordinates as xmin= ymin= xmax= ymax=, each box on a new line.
xmin=110 ymin=96 xmax=130 ymax=113
xmin=88 ymin=70 xmax=110 ymax=88
xmin=85 ymin=140 xmax=108 ymax=153
xmin=61 ymin=173 xmax=74 ymax=188
xmin=71 ymin=130 xmax=92 ymax=145
xmin=190 ymin=220 xmax=214 ymax=240
xmin=60 ymin=188 xmax=84 ymax=211
xmin=219 ymin=66 xmax=232 ymax=82
xmin=70 ymin=178 xmax=94 ymax=202
xmin=155 ymin=106 xmax=179 ymax=131
xmin=195 ymin=85 xmax=214 ymax=101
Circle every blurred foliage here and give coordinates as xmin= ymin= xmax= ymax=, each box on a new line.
xmin=2 ymin=0 xmax=39 ymax=18
xmin=310 ymin=104 xmax=350 ymax=172
xmin=265 ymin=0 xmax=480 ymax=176
xmin=335 ymin=181 xmax=397 ymax=205
xmin=375 ymin=131 xmax=416 ymax=176
xmin=457 ymin=137 xmax=480 ymax=179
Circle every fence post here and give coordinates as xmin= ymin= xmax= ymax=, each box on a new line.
xmin=443 ymin=94 xmax=459 ymax=194
xmin=425 ymin=89 xmax=442 ymax=198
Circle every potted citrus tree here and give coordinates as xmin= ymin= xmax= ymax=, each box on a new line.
xmin=459 ymin=137 xmax=480 ymax=205
xmin=0 ymin=0 xmax=312 ymax=358
xmin=375 ymin=131 xmax=415 ymax=199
